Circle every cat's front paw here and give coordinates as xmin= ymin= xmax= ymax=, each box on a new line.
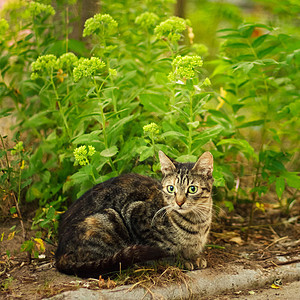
xmin=184 ymin=257 xmax=207 ymax=270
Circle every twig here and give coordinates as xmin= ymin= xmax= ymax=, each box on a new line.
xmin=264 ymin=259 xmax=300 ymax=268
xmin=140 ymin=283 xmax=156 ymax=300
xmin=268 ymin=225 xmax=280 ymax=239
xmin=127 ymin=279 xmax=148 ymax=292
xmin=11 ymin=192 xmax=26 ymax=242
xmin=11 ymin=192 xmax=30 ymax=262
xmin=264 ymin=236 xmax=289 ymax=250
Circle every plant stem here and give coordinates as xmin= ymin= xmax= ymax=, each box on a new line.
xmin=0 ymin=134 xmax=11 ymax=183
xmin=245 ymin=40 xmax=271 ymax=240
xmin=99 ymin=103 xmax=108 ymax=149
xmin=93 ymin=76 xmax=116 ymax=172
xmin=65 ymin=6 xmax=69 ymax=53
xmin=187 ymin=90 xmax=194 ymax=155
xmin=50 ymin=73 xmax=71 ymax=139
xmin=107 ymin=61 xmax=118 ymax=114
xmin=17 ymin=153 xmax=22 ymax=204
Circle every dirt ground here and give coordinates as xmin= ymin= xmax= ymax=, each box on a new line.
xmin=1 ymin=200 xmax=299 ymax=299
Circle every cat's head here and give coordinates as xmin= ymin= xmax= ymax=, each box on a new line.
xmin=158 ymin=151 xmax=214 ymax=214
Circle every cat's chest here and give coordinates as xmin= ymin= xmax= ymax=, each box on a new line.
xmin=166 ymin=212 xmax=209 ymax=249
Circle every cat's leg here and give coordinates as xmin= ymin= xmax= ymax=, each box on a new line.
xmin=56 ymin=208 xmax=131 ymax=277
xmin=79 ymin=208 xmax=132 ymax=256
xmin=180 ymin=244 xmax=208 ymax=270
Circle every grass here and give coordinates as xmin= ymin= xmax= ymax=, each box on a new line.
xmin=100 ymin=260 xmax=191 ymax=294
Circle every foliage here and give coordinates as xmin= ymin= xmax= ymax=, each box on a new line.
xmin=0 ymin=0 xmax=299 ymax=245
xmin=213 ymin=22 xmax=300 ymax=217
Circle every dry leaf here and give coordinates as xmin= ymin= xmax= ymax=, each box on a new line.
xmin=229 ymin=236 xmax=244 ymax=245
xmin=106 ymin=278 xmax=117 ymax=289
xmin=98 ymin=275 xmax=106 ymax=288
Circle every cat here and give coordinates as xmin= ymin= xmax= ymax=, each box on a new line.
xmin=55 ymin=150 xmax=214 ymax=278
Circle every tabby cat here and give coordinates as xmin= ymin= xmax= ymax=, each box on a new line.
xmin=55 ymin=151 xmax=214 ymax=278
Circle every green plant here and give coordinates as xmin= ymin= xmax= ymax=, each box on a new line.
xmin=212 ymin=23 xmax=300 ymax=221
xmin=20 ymin=233 xmax=46 ymax=259
xmin=0 ymin=0 xmax=299 ymax=246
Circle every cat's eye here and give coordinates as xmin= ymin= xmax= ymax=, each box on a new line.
xmin=188 ymin=186 xmax=198 ymax=194
xmin=166 ymin=185 xmax=175 ymax=193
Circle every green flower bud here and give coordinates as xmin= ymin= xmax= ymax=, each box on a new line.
xmin=28 ymin=1 xmax=55 ymax=17
xmin=143 ymin=123 xmax=159 ymax=135
xmin=83 ymin=13 xmax=118 ymax=37
xmin=11 ymin=141 xmax=24 ymax=155
xmin=73 ymin=57 xmax=106 ymax=82
xmin=203 ymin=77 xmax=211 ymax=87
xmin=170 ymin=55 xmax=203 ymax=81
xmin=135 ymin=12 xmax=159 ymax=30
xmin=31 ymin=54 xmax=58 ymax=80
xmin=192 ymin=43 xmax=209 ymax=56
xmin=57 ymin=52 xmax=78 ymax=70
xmin=154 ymin=16 xmax=188 ymax=43
xmin=73 ymin=145 xmax=96 ymax=166
xmin=109 ymin=68 xmax=117 ymax=77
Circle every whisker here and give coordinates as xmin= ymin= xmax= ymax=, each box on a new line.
xmin=151 ymin=205 xmax=172 ymax=226
xmin=191 ymin=206 xmax=211 ymax=222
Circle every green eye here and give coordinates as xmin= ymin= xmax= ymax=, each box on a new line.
xmin=167 ymin=185 xmax=175 ymax=193
xmin=188 ymin=186 xmax=198 ymax=194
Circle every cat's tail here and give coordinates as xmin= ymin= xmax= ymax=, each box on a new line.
xmin=56 ymin=245 xmax=168 ymax=278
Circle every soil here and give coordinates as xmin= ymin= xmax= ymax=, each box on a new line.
xmin=1 ymin=199 xmax=299 ymax=300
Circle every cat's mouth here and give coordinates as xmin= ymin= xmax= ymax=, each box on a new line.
xmin=172 ymin=204 xmax=192 ymax=214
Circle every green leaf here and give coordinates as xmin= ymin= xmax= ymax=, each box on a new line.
xmin=171 ymin=105 xmax=189 ymax=119
xmin=108 ymin=115 xmax=135 ymax=137
xmin=257 ymin=45 xmax=277 ymax=59
xmin=285 ymin=172 xmax=300 ymax=189
xmin=161 ymin=131 xmax=185 ymax=138
xmin=69 ymin=171 xmax=89 ymax=184
xmin=139 ymin=147 xmax=154 ymax=162
xmin=208 ymin=110 xmax=231 ymax=122
xmin=217 ymin=138 xmax=256 ymax=160
xmin=212 ymin=168 xmax=226 ymax=187
xmin=25 ymin=33 xmax=34 ymax=41
xmin=0 ymin=108 xmax=13 ymax=118
xmin=10 ymin=207 xmax=17 ymax=214
xmin=187 ymin=121 xmax=199 ymax=128
xmin=116 ymin=70 xmax=137 ymax=86
xmin=251 ymin=185 xmax=268 ymax=196
xmin=226 ymin=42 xmax=249 ymax=49
xmin=23 ymin=111 xmax=55 ymax=128
xmin=233 ymin=62 xmax=254 ymax=74
xmin=72 ymin=131 xmax=102 ymax=145
xmin=194 ymin=126 xmax=223 ymax=142
xmin=21 ymin=240 xmax=35 ymax=253
xmin=252 ymin=34 xmax=269 ymax=48
xmin=217 ymin=28 xmax=238 ymax=33
xmin=140 ymin=94 xmax=168 ymax=113
xmin=275 ymin=176 xmax=285 ymax=200
xmin=100 ymin=146 xmax=118 ymax=157
xmin=287 ymin=100 xmax=300 ymax=117
xmin=86 ymin=86 xmax=96 ymax=97
xmin=224 ymin=201 xmax=234 ymax=212
xmin=176 ymin=155 xmax=197 ymax=163
xmin=237 ymin=119 xmax=265 ymax=128
xmin=68 ymin=39 xmax=88 ymax=56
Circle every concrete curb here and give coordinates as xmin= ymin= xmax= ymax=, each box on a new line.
xmin=48 ymin=257 xmax=300 ymax=300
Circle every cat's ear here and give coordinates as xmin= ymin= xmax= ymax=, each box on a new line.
xmin=159 ymin=151 xmax=176 ymax=175
xmin=192 ymin=152 xmax=213 ymax=176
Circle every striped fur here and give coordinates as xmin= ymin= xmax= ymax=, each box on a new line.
xmin=55 ymin=151 xmax=213 ymax=277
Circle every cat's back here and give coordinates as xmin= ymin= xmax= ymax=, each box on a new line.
xmin=58 ymin=173 xmax=162 ymax=231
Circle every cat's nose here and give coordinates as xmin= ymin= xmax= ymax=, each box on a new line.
xmin=176 ymin=197 xmax=185 ymax=207
xmin=176 ymin=201 xmax=184 ymax=207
